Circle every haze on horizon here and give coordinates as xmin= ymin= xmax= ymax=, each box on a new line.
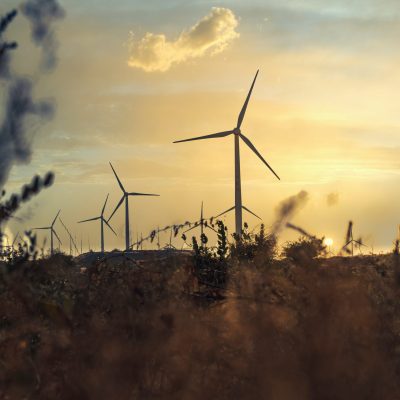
xmin=1 ymin=0 xmax=399 ymax=253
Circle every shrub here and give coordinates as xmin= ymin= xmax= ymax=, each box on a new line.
xmin=230 ymin=223 xmax=277 ymax=267
xmin=282 ymin=236 xmax=325 ymax=266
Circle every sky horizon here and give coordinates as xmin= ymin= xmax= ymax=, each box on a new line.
xmin=1 ymin=0 xmax=399 ymax=253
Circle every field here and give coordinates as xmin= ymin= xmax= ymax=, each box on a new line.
xmin=1 ymin=250 xmax=400 ymax=400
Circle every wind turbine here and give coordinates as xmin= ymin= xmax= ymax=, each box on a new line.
xmin=78 ymin=194 xmax=116 ymax=253
xmin=342 ymin=221 xmax=366 ymax=256
xmin=33 ymin=210 xmax=62 ymax=255
xmin=174 ymin=70 xmax=280 ymax=238
xmin=2 ymin=232 xmax=20 ymax=252
xmin=184 ymin=201 xmax=217 ymax=238
xmin=108 ymin=162 xmax=160 ymax=251
xmin=59 ymin=218 xmax=79 ymax=256
xmin=164 ymin=227 xmax=176 ymax=250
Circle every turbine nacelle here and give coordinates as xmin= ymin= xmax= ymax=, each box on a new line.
xmin=233 ymin=127 xmax=241 ymax=135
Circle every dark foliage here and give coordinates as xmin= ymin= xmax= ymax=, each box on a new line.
xmin=191 ymin=221 xmax=229 ymax=296
xmin=230 ymin=223 xmax=277 ymax=267
xmin=282 ymin=236 xmax=326 ymax=266
xmin=0 ymin=172 xmax=55 ymax=262
xmin=1 ymin=253 xmax=400 ymax=399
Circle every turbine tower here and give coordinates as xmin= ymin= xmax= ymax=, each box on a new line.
xmin=33 ymin=210 xmax=62 ymax=255
xmin=108 ymin=162 xmax=160 ymax=251
xmin=174 ymin=70 xmax=280 ymax=238
xmin=78 ymin=194 xmax=116 ymax=253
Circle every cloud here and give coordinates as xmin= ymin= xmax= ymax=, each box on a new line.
xmin=127 ymin=7 xmax=239 ymax=72
xmin=326 ymin=192 xmax=339 ymax=207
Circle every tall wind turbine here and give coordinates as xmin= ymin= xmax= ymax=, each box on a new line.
xmin=108 ymin=162 xmax=160 ymax=251
xmin=33 ymin=210 xmax=62 ymax=255
xmin=174 ymin=70 xmax=280 ymax=238
xmin=78 ymin=194 xmax=116 ymax=253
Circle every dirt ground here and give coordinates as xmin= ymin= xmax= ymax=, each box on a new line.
xmin=1 ymin=252 xmax=400 ymax=400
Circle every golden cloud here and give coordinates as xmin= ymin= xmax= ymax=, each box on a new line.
xmin=127 ymin=7 xmax=239 ymax=72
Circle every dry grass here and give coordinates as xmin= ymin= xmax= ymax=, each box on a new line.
xmin=1 ymin=252 xmax=400 ymax=400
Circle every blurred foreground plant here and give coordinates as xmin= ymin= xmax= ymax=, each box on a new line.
xmin=0 ymin=172 xmax=54 ymax=263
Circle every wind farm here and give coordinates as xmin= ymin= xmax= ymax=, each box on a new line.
xmin=1 ymin=69 xmax=396 ymax=260
xmin=1 ymin=2 xmax=399 ymax=399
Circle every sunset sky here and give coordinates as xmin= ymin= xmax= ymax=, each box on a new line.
xmin=1 ymin=0 xmax=399 ymax=252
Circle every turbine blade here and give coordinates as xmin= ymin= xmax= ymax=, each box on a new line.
xmin=345 ymin=221 xmax=353 ymax=244
xmin=183 ymin=225 xmax=198 ymax=234
xmin=78 ymin=217 xmax=100 ymax=224
xmin=173 ymin=130 xmax=233 ymax=144
xmin=101 ymin=193 xmax=109 ymax=216
xmin=108 ymin=195 xmax=125 ymax=222
xmin=52 ymin=209 xmax=61 ymax=227
xmin=354 ymin=240 xmax=367 ymax=247
xmin=128 ymin=192 xmax=160 ymax=196
xmin=205 ymin=225 xmax=218 ymax=234
xmin=237 ymin=70 xmax=259 ymax=129
xmin=109 ymin=162 xmax=126 ymax=193
xmin=240 ymin=133 xmax=280 ymax=180
xmin=342 ymin=240 xmax=352 ymax=250
xmin=12 ymin=232 xmax=19 ymax=246
xmin=215 ymin=206 xmax=235 ymax=219
xmin=104 ymin=218 xmax=117 ymax=236
xmin=53 ymin=229 xmax=62 ymax=245
xmin=242 ymin=206 xmax=261 ymax=220
xmin=33 ymin=227 xmax=51 ymax=230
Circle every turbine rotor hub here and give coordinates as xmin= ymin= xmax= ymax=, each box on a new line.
xmin=233 ymin=128 xmax=241 ymax=135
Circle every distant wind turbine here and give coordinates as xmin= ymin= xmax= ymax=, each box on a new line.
xmin=78 ymin=194 xmax=116 ymax=253
xmin=108 ymin=162 xmax=160 ymax=251
xmin=164 ymin=227 xmax=176 ymax=250
xmin=184 ymin=201 xmax=217 ymax=237
xmin=33 ymin=210 xmax=62 ymax=255
xmin=174 ymin=70 xmax=279 ymax=238
xmin=59 ymin=218 xmax=79 ymax=255
xmin=342 ymin=221 xmax=366 ymax=256
xmin=3 ymin=232 xmax=20 ymax=252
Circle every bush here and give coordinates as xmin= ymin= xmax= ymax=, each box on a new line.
xmin=191 ymin=221 xmax=229 ymax=295
xmin=230 ymin=223 xmax=277 ymax=267
xmin=282 ymin=236 xmax=325 ymax=266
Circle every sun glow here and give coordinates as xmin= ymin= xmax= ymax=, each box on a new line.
xmin=324 ymin=238 xmax=334 ymax=247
